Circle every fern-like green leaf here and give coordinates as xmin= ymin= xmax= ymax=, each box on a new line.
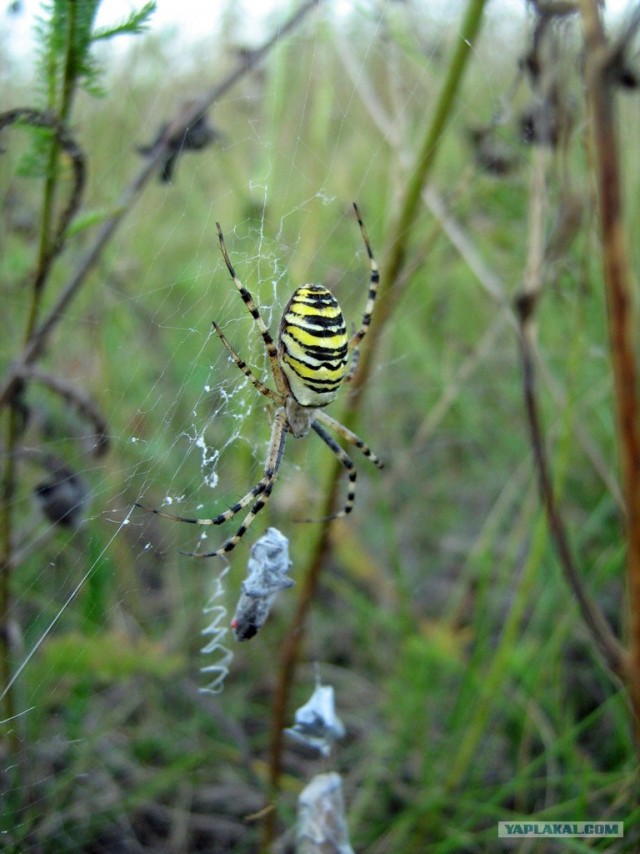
xmin=33 ymin=0 xmax=156 ymax=105
xmin=92 ymin=1 xmax=156 ymax=43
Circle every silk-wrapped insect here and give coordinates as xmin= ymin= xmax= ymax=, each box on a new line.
xmin=285 ymin=680 xmax=345 ymax=757
xmin=231 ymin=527 xmax=293 ymax=641
xmin=297 ymin=772 xmax=354 ymax=854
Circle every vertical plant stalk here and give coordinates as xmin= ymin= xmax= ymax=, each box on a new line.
xmin=447 ymin=142 xmax=625 ymax=792
xmin=28 ymin=1 xmax=78 ymax=340
xmin=515 ymin=296 xmax=627 ymax=679
xmin=349 ymin=0 xmax=489 ymax=406
xmin=579 ymin=0 xmax=640 ymax=734
xmin=1 ymin=0 xmax=82 ymax=741
xmin=263 ymin=0 xmax=488 ymax=846
xmin=0 ymin=109 xmax=85 ymax=745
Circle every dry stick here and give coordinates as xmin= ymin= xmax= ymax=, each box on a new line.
xmin=579 ymin=0 xmax=640 ymax=732
xmin=0 ymin=0 xmax=325 ymax=411
xmin=515 ymin=145 xmax=626 ymax=677
xmin=515 ymin=296 xmax=627 ymax=680
xmin=263 ymin=0 xmax=489 ymax=846
xmin=427 ymin=184 xmax=624 ymax=505
xmin=443 ymin=145 xmax=628 ymax=794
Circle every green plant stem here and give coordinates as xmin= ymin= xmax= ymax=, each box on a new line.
xmin=1 ymin=4 xmax=81 ymax=751
xmin=263 ymin=0 xmax=488 ymax=846
xmin=27 ymin=1 xmax=78 ymax=340
xmin=579 ymin=0 xmax=640 ymax=739
xmin=347 ymin=0 xmax=489 ymax=410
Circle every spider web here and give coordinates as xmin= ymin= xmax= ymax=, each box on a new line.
xmin=4 ymin=0 xmax=622 ymax=847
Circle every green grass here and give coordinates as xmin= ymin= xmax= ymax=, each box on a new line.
xmin=1 ymin=2 xmax=638 ymax=851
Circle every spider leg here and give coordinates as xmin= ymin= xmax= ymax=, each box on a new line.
xmin=311 ymin=420 xmax=357 ymax=519
xmin=134 ymin=482 xmax=266 ymax=527
xmin=212 ymin=321 xmax=283 ymax=404
xmin=344 ymin=334 xmax=360 ymax=384
xmin=315 ymin=410 xmax=384 ymax=470
xmin=185 ymin=406 xmax=288 ymax=558
xmin=216 ymin=222 xmax=288 ymax=395
xmin=348 ymin=203 xmax=380 ymax=354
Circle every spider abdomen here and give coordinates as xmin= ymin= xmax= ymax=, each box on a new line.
xmin=279 ymin=284 xmax=349 ymax=408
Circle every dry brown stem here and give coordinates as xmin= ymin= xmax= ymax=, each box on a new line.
xmin=579 ymin=0 xmax=640 ymax=737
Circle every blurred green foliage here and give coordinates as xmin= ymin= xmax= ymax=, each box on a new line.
xmin=0 ymin=1 xmax=638 ymax=851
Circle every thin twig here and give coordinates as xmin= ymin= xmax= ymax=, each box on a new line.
xmin=515 ymin=294 xmax=628 ymax=679
xmin=514 ymin=143 xmax=626 ymax=679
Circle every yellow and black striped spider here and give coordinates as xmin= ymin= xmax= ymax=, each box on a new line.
xmin=139 ymin=203 xmax=383 ymax=557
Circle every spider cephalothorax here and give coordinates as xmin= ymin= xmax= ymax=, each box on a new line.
xmin=138 ymin=204 xmax=383 ymax=557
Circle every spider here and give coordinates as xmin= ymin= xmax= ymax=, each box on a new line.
xmin=138 ymin=203 xmax=383 ymax=558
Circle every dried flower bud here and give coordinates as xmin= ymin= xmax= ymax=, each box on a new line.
xmin=34 ymin=459 xmax=88 ymax=530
